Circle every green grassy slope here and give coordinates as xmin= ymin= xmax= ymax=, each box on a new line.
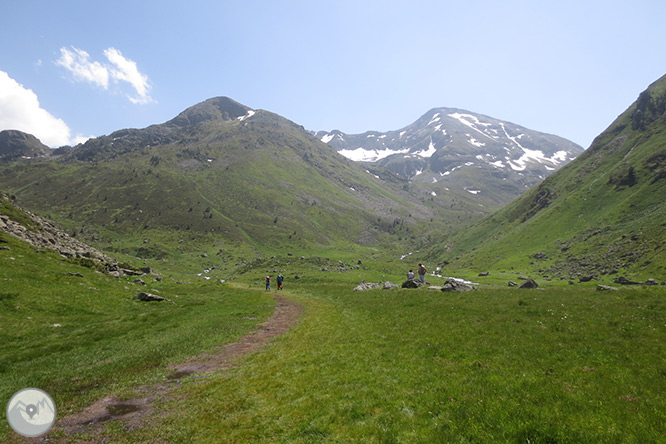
xmin=0 ymin=99 xmax=455 ymax=268
xmin=431 ymin=74 xmax=666 ymax=281
xmin=0 ymin=210 xmax=276 ymax=442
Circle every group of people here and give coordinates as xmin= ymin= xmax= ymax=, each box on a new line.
xmin=265 ymin=274 xmax=284 ymax=291
xmin=407 ymin=263 xmax=427 ymax=283
xmin=265 ymin=262 xmax=428 ymax=291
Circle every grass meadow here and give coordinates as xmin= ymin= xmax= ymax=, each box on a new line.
xmin=2 ymin=235 xmax=665 ymax=442
xmin=90 ymin=276 xmax=665 ymax=443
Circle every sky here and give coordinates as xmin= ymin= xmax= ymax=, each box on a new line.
xmin=1 ymin=0 xmax=666 ymax=149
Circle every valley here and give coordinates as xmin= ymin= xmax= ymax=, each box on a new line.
xmin=1 ymin=73 xmax=665 ymax=442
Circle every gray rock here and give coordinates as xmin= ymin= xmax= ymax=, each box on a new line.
xmin=645 ymin=278 xmax=659 ymax=286
xmin=597 ymin=285 xmax=618 ymax=291
xmin=508 ymin=281 xmax=518 ymax=287
xmin=402 ymin=279 xmax=424 ymax=289
xmin=614 ymin=276 xmax=642 ymax=285
xmin=382 ymin=281 xmax=399 ymax=290
xmin=134 ymin=292 xmax=174 ymax=303
xmin=478 ymin=271 xmax=490 ymax=277
xmin=353 ymin=280 xmax=381 ymax=291
xmin=441 ymin=279 xmax=477 ymax=292
xmin=519 ymin=279 xmax=539 ymax=289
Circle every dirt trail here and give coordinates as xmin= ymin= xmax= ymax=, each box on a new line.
xmin=48 ymin=294 xmax=302 ymax=442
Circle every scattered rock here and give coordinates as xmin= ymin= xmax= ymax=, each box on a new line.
xmin=579 ymin=275 xmax=595 ymax=283
xmin=0 ymin=246 xmax=10 ymax=250
xmin=519 ymin=279 xmax=539 ymax=289
xmin=382 ymin=281 xmax=398 ymax=290
xmin=67 ymin=272 xmax=84 ymax=277
xmin=441 ymin=279 xmax=477 ymax=292
xmin=508 ymin=281 xmax=518 ymax=287
xmin=401 ymin=279 xmax=424 ymax=289
xmin=353 ymin=280 xmax=381 ymax=291
xmin=133 ymin=278 xmax=146 ymax=285
xmin=645 ymin=278 xmax=659 ymax=286
xmin=597 ymin=285 xmax=618 ymax=291
xmin=478 ymin=271 xmax=489 ymax=277
xmin=614 ymin=276 xmax=642 ymax=285
xmin=134 ymin=292 xmax=174 ymax=304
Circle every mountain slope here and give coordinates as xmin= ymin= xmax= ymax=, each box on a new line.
xmin=433 ymin=74 xmax=666 ymax=280
xmin=0 ymin=97 xmax=451 ymax=263
xmin=0 ymin=130 xmax=51 ymax=161
xmin=315 ymin=108 xmax=583 ymax=208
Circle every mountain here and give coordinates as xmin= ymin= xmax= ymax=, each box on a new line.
xmin=315 ymin=109 xmax=583 ymax=207
xmin=0 ymin=97 xmax=454 ymax=264
xmin=433 ymin=74 xmax=666 ymax=280
xmin=0 ymin=130 xmax=51 ymax=161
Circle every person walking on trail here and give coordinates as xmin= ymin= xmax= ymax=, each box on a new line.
xmin=277 ymin=274 xmax=284 ymax=290
xmin=417 ymin=263 xmax=427 ymax=283
xmin=407 ymin=269 xmax=415 ymax=280
xmin=266 ymin=275 xmax=271 ymax=291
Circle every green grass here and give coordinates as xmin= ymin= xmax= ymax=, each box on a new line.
xmin=99 ymin=278 xmax=666 ymax=443
xmin=0 ymin=234 xmax=275 ymax=442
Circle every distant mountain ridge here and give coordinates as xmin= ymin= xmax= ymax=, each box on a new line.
xmin=315 ymin=108 xmax=583 ymax=206
xmin=434 ymin=73 xmax=666 ymax=279
xmin=0 ymin=97 xmax=451 ymax=262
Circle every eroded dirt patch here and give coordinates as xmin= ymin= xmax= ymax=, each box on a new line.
xmin=50 ymin=294 xmax=302 ymax=442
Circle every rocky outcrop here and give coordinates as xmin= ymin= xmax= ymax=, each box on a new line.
xmin=519 ymin=279 xmax=539 ymax=289
xmin=441 ymin=279 xmax=477 ymax=292
xmin=0 ymin=193 xmax=133 ymax=275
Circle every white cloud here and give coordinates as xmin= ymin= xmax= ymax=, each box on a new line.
xmin=56 ymin=46 xmax=153 ymax=104
xmin=0 ymin=70 xmax=74 ymax=147
xmin=104 ymin=48 xmax=152 ymax=104
xmin=56 ymin=46 xmax=109 ymax=89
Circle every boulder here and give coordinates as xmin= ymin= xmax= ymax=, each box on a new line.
xmin=508 ymin=281 xmax=518 ymax=287
xmin=441 ymin=279 xmax=477 ymax=292
xmin=478 ymin=271 xmax=490 ymax=277
xmin=614 ymin=276 xmax=642 ymax=285
xmin=353 ymin=280 xmax=381 ymax=291
xmin=134 ymin=292 xmax=174 ymax=303
xmin=401 ymin=279 xmax=423 ymax=289
xmin=519 ymin=279 xmax=539 ymax=289
xmin=382 ymin=281 xmax=399 ymax=290
xmin=597 ymin=285 xmax=618 ymax=291
xmin=645 ymin=278 xmax=659 ymax=286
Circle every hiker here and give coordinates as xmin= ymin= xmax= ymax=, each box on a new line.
xmin=277 ymin=274 xmax=284 ymax=290
xmin=266 ymin=275 xmax=271 ymax=291
xmin=417 ymin=263 xmax=427 ymax=283
xmin=407 ymin=269 xmax=415 ymax=280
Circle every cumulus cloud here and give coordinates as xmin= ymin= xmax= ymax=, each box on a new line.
xmin=56 ymin=46 xmax=153 ymax=104
xmin=0 ymin=70 xmax=74 ymax=147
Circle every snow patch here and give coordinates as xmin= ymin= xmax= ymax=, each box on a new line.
xmin=431 ymin=191 xmax=437 ymax=196
xmin=338 ymin=147 xmax=409 ymax=162
xmin=428 ymin=113 xmax=441 ymax=126
xmin=321 ymin=134 xmax=335 ymax=144
xmin=237 ymin=110 xmax=255 ymax=122
xmin=415 ymin=139 xmax=437 ymax=158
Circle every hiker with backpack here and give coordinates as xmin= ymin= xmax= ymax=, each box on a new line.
xmin=417 ymin=263 xmax=427 ymax=283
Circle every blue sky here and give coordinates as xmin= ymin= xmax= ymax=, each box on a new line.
xmin=1 ymin=0 xmax=665 ymax=148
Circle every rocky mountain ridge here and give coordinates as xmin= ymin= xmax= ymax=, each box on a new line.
xmin=316 ymin=108 xmax=583 ymax=206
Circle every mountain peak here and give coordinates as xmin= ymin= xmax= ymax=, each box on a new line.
xmin=167 ymin=97 xmax=252 ymax=127
xmin=0 ymin=130 xmax=51 ymax=161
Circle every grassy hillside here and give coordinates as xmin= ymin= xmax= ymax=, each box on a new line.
xmin=0 ymin=222 xmax=276 ymax=442
xmin=431 ymin=74 xmax=666 ymax=281
xmin=0 ymin=99 xmax=467 ymax=270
